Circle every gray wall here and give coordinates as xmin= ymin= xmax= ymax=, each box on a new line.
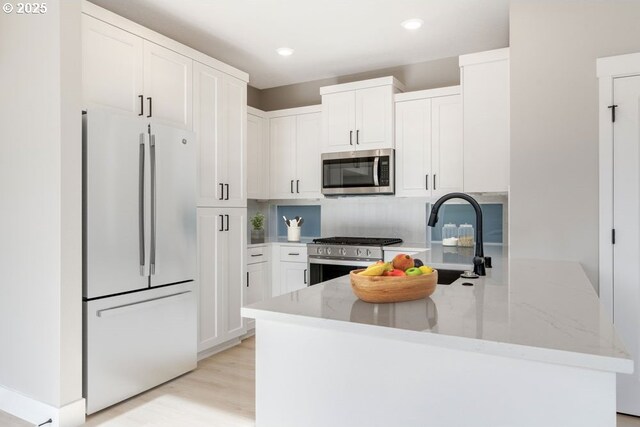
xmin=0 ymin=0 xmax=83 ymax=411
xmin=250 ymin=56 xmax=461 ymax=111
xmin=509 ymin=0 xmax=640 ymax=287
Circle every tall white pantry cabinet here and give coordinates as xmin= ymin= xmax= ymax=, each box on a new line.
xmin=81 ymin=2 xmax=249 ymax=358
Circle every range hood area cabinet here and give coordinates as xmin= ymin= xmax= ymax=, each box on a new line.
xmin=459 ymin=48 xmax=510 ymax=193
xmin=394 ymin=87 xmax=463 ymax=197
xmin=320 ymin=77 xmax=405 ymax=153
xmin=268 ymin=106 xmax=323 ymax=200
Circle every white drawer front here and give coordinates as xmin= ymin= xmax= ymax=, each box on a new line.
xmin=248 ymin=245 xmax=269 ymax=264
xmin=279 ymin=245 xmax=308 ymax=262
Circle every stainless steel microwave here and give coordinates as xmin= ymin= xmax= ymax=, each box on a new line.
xmin=321 ymin=148 xmax=395 ymax=196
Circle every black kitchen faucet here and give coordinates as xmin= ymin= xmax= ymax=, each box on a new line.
xmin=427 ymin=192 xmax=490 ymax=277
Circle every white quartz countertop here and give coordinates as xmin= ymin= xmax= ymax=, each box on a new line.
xmin=243 ymin=245 xmax=632 ymax=373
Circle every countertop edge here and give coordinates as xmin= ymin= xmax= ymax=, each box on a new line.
xmin=241 ymin=307 xmax=633 ymax=374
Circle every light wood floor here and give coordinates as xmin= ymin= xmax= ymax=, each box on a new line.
xmin=2 ymin=336 xmax=640 ymax=426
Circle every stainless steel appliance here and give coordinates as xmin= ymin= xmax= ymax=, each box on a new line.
xmin=321 ymin=148 xmax=395 ymax=195
xmin=83 ymin=109 xmax=197 ymax=414
xmin=307 ymin=237 xmax=403 ymax=285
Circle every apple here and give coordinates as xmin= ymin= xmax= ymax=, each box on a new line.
xmin=405 ymin=267 xmax=422 ymax=276
xmin=384 ymin=269 xmax=406 ymax=277
xmin=392 ymin=254 xmax=414 ymax=271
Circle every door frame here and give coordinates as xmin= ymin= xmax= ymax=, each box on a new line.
xmin=597 ymin=52 xmax=640 ymax=321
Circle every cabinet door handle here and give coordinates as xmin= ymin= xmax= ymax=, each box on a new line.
xmin=288 ymin=252 xmax=300 ymax=256
xmin=296 ymin=180 xmax=300 ymax=193
xmin=219 ymin=183 xmax=224 ymax=200
xmin=138 ymin=95 xmax=144 ymax=116
xmin=225 ymin=184 xmax=229 ymax=200
xmin=426 ymin=174 xmax=429 ymax=190
xmin=356 ymin=129 xmax=360 ymax=145
xmin=219 ymin=215 xmax=224 ymax=232
xmin=290 ymin=180 xmax=294 ymax=193
xmin=225 ymin=214 xmax=229 ymax=231
xmin=304 ymin=269 xmax=307 ymax=285
xmin=247 ymin=271 xmax=249 ymax=287
xmin=146 ymin=97 xmax=152 ymax=118
xmin=433 ymin=174 xmax=436 ymax=190
xmin=349 ymin=130 xmax=353 ymax=145
xmin=251 ymin=254 xmax=263 ymax=257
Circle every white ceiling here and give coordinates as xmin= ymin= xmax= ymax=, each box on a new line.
xmin=89 ymin=0 xmax=510 ymax=89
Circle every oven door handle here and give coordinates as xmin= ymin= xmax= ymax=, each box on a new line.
xmin=308 ymin=257 xmax=375 ymax=267
xmin=373 ymin=157 xmax=380 ymax=186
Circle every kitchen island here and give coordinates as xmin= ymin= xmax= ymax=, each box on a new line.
xmin=242 ymin=246 xmax=632 ymax=427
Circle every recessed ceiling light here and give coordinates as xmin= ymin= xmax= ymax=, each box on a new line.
xmin=276 ymin=47 xmax=294 ymax=57
xmin=401 ymin=18 xmax=423 ymax=30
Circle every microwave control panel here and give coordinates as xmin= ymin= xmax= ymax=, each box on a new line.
xmin=379 ymin=157 xmax=390 ymax=186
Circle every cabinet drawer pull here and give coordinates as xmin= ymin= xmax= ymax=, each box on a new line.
xmin=251 ymin=254 xmax=263 ymax=257
xmin=288 ymin=252 xmax=300 ymax=256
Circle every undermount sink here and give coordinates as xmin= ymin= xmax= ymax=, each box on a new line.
xmin=437 ymin=269 xmax=466 ymax=285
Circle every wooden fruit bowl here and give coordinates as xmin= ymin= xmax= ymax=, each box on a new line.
xmin=350 ymin=269 xmax=438 ymax=303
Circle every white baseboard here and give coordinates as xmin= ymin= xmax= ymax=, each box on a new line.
xmin=0 ymin=386 xmax=85 ymax=427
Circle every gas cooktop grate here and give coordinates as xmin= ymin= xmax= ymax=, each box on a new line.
xmin=312 ymin=237 xmax=403 ymax=246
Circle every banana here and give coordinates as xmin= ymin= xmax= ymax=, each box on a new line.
xmin=358 ymin=264 xmax=387 ymax=276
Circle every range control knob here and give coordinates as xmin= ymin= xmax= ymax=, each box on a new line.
xmin=326 ymin=247 xmax=332 ymax=255
xmin=339 ymin=248 xmax=347 ymax=256
xmin=366 ymin=249 xmax=372 ymax=256
xmin=355 ymin=248 xmax=362 ymax=256
xmin=317 ymin=247 xmax=324 ymax=255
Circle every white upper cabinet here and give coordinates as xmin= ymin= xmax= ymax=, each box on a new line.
xmin=247 ymin=110 xmax=270 ymax=200
xmin=394 ymin=87 xmax=463 ymax=198
xmin=431 ymin=94 xmax=463 ymax=196
xmin=269 ymin=115 xmax=297 ymax=199
xmin=194 ymin=61 xmax=247 ymax=208
xmin=269 ymin=107 xmax=322 ymax=200
xmin=143 ymin=41 xmax=193 ymax=130
xmin=459 ymin=48 xmax=510 ymax=193
xmin=295 ymin=113 xmax=322 ymax=198
xmin=82 ymin=15 xmax=193 ymax=130
xmin=82 ymin=15 xmax=144 ymax=115
xmin=320 ymin=77 xmax=404 ymax=153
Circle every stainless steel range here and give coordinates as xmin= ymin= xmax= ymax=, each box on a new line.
xmin=307 ymin=237 xmax=403 ymax=285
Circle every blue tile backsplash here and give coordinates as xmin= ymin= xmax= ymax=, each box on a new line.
xmin=277 ymin=205 xmax=321 ymax=238
xmin=430 ymin=203 xmax=503 ymax=243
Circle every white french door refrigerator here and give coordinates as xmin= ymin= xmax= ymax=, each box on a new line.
xmin=83 ymin=109 xmax=197 ymax=414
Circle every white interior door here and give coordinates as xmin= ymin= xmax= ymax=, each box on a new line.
xmin=613 ymin=74 xmax=640 ymax=416
xmin=431 ymin=95 xmax=463 ymax=196
xmin=394 ymin=99 xmax=431 ymax=197
xmin=149 ymin=123 xmax=196 ymax=287
xmin=295 ymin=113 xmax=322 ymax=198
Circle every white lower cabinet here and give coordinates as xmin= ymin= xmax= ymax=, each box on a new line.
xmin=244 ymin=244 xmax=269 ymax=330
xmin=271 ymin=243 xmax=308 ymax=296
xmin=197 ymin=208 xmax=246 ymax=353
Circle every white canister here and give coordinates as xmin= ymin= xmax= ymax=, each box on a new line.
xmin=287 ymin=226 xmax=301 ymax=242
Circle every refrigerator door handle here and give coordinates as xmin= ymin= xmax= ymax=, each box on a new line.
xmin=139 ymin=133 xmax=146 ymax=275
xmin=150 ymin=133 xmax=157 ymax=275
